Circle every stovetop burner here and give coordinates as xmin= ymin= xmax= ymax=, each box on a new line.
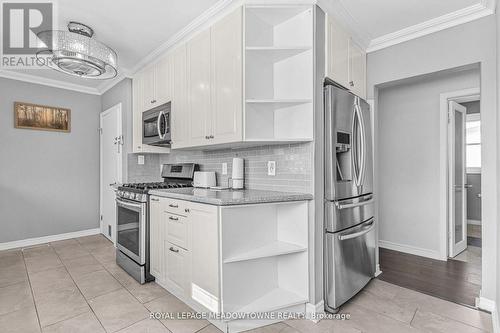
xmin=122 ymin=182 xmax=191 ymax=190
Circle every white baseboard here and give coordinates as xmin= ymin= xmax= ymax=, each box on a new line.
xmin=379 ymin=240 xmax=445 ymax=261
xmin=467 ymin=219 xmax=481 ymax=226
xmin=375 ymin=264 xmax=382 ymax=277
xmin=476 ymin=296 xmax=496 ymax=312
xmin=306 ymin=300 xmax=324 ymax=323
xmin=0 ymin=228 xmax=101 ymax=251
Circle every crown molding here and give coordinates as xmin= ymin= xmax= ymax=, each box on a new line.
xmin=130 ymin=0 xmax=238 ymax=75
xmin=366 ymin=2 xmax=495 ymax=53
xmin=0 ymin=70 xmax=101 ymax=95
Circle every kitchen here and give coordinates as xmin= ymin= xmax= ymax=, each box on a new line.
xmin=0 ymin=1 xmax=499 ymax=333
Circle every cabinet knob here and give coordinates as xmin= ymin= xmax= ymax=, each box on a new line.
xmin=205 ymin=135 xmax=210 ymax=139
xmin=184 ymin=208 xmax=190 ymax=213
xmin=349 ymin=81 xmax=354 ymax=87
xmin=209 ymin=135 xmax=214 ymax=139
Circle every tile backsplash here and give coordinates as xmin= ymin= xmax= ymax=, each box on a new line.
xmin=127 ymin=143 xmax=313 ymax=193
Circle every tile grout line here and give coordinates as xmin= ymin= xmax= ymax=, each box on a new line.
xmin=20 ymin=248 xmax=43 ymax=332
xmin=50 ymin=240 xmax=108 ymax=332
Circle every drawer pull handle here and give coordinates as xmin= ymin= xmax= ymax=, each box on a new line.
xmin=169 ymin=204 xmax=178 ymax=208
xmin=169 ymin=247 xmax=179 ymax=253
xmin=150 ymin=198 xmax=159 ymax=202
xmin=169 ymin=216 xmax=179 ymax=221
xmin=185 ymin=208 xmax=190 ymax=213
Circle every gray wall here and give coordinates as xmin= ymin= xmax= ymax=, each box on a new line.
xmin=466 ymin=174 xmax=481 ymax=221
xmin=368 ymin=15 xmax=497 ymax=300
xmin=0 ymin=77 xmax=101 ymax=243
xmin=101 ymin=78 xmax=133 ymax=182
xmin=377 ymin=68 xmax=480 ymax=255
xmin=462 ymin=100 xmax=480 ymax=114
xmin=128 ymin=143 xmax=313 ymax=194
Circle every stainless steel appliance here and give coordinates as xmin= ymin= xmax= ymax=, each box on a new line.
xmin=142 ymin=102 xmax=171 ymax=146
xmin=324 ymin=82 xmax=375 ymax=313
xmin=115 ymin=163 xmax=196 ymax=283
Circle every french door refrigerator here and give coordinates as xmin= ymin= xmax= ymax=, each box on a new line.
xmin=324 ymin=83 xmax=376 ymax=313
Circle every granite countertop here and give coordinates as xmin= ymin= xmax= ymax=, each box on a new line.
xmin=148 ymin=187 xmax=313 ymax=206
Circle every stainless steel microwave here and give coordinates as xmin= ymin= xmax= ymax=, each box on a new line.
xmin=142 ymin=102 xmax=171 ymax=146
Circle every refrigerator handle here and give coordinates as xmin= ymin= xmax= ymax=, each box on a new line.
xmin=351 ymin=105 xmax=359 ymax=186
xmin=355 ymin=101 xmax=367 ymax=186
xmin=336 ymin=195 xmax=374 ymax=210
xmin=338 ymin=218 xmax=375 ymax=241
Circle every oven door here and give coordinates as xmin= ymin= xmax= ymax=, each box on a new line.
xmin=116 ymin=197 xmax=146 ymax=265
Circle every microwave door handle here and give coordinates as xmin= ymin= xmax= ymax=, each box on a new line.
xmin=157 ymin=111 xmax=166 ymax=140
xmin=338 ymin=218 xmax=375 ymax=241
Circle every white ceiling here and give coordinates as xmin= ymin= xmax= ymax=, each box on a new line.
xmin=339 ymin=0 xmax=480 ymax=40
xmin=1 ymin=0 xmax=495 ymax=94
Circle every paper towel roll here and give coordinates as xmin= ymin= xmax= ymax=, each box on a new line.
xmin=231 ymin=157 xmax=244 ymax=189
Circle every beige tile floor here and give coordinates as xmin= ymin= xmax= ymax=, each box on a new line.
xmin=0 ymin=234 xmax=493 ymax=333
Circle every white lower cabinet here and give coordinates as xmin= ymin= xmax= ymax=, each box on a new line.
xmin=165 ymin=241 xmax=190 ymax=295
xmin=149 ymin=196 xmax=309 ymax=333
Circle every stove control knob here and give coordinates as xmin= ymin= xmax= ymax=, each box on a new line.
xmin=124 ymin=192 xmax=130 ymax=199
xmin=131 ymin=193 xmax=136 ymax=199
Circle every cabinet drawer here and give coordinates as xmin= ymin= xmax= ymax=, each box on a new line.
xmin=166 ymin=213 xmax=189 ymax=250
xmin=164 ymin=199 xmax=189 ymax=216
xmin=165 ymin=242 xmax=190 ymax=294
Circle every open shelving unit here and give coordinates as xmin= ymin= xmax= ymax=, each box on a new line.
xmin=244 ymin=5 xmax=314 ymax=142
xmin=220 ymin=201 xmax=309 ymax=315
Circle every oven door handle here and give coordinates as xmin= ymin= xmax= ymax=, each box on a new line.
xmin=115 ymin=197 xmax=143 ymax=209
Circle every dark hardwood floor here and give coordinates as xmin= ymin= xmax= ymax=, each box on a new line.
xmin=378 ymin=248 xmax=481 ymax=307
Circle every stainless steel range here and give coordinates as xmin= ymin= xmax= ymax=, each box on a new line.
xmin=115 ymin=163 xmax=196 ymax=283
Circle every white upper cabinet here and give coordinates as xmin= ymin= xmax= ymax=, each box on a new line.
xmin=187 ymin=28 xmax=212 ymax=147
xmin=210 ymin=7 xmax=243 ymax=145
xmin=326 ymin=17 xmax=349 ymax=89
xmin=155 ymin=54 xmax=173 ymax=106
xmin=141 ymin=64 xmax=155 ymax=111
xmin=325 ymin=15 xmax=367 ymax=100
xmin=171 ymin=45 xmax=190 ymax=149
xmin=134 ymin=5 xmax=315 ymax=150
xmin=348 ymin=39 xmax=366 ymax=99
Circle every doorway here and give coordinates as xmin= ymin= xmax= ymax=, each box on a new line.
xmin=375 ymin=67 xmax=483 ymax=307
xmin=100 ymin=103 xmax=123 ymax=244
xmin=448 ymin=97 xmax=482 ymax=287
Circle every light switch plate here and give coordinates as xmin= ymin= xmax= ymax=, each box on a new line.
xmin=268 ymin=161 xmax=276 ymax=176
xmin=138 ymin=155 xmax=145 ymax=165
xmin=222 ymin=163 xmax=228 ymax=175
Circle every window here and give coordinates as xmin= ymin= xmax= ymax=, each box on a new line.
xmin=466 ymin=113 xmax=481 ymax=173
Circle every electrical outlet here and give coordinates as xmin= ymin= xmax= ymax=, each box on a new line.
xmin=138 ymin=155 xmax=144 ymax=165
xmin=222 ymin=163 xmax=228 ymax=175
xmin=268 ymin=161 xmax=276 ymax=176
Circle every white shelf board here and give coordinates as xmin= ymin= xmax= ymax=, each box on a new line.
xmin=245 ymin=46 xmax=311 ymax=62
xmin=234 ymin=288 xmax=307 ymax=314
xmin=246 ymin=99 xmax=312 ymax=106
xmin=224 ymin=241 xmax=307 ymax=264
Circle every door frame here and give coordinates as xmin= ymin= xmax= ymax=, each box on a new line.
xmin=438 ymin=88 xmax=479 ymax=260
xmin=99 ymin=103 xmax=123 ymax=243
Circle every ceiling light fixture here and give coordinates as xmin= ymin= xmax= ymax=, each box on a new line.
xmin=36 ymin=22 xmax=117 ymax=79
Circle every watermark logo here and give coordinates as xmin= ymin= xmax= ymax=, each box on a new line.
xmin=1 ymin=1 xmax=53 ymax=69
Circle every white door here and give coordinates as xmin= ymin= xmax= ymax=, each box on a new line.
xmin=448 ymin=101 xmax=467 ymax=257
xmin=100 ymin=104 xmax=123 ymax=243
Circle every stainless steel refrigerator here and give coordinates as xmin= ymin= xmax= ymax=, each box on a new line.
xmin=324 ymin=83 xmax=376 ymax=313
